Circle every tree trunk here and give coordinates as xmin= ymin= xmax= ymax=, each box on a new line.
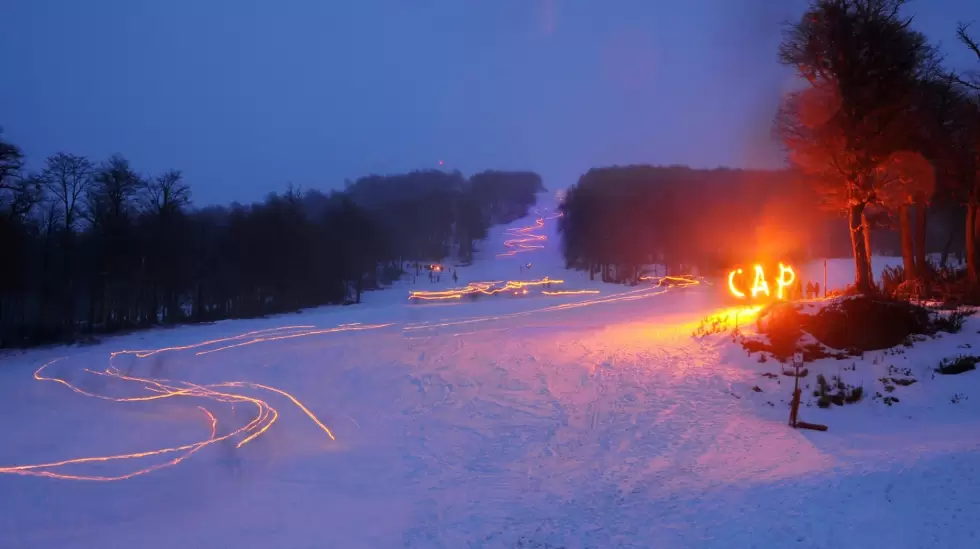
xmin=355 ymin=270 xmax=364 ymax=304
xmin=966 ymin=202 xmax=977 ymax=285
xmin=899 ymin=205 xmax=916 ymax=281
xmin=914 ymin=202 xmax=928 ymax=280
xmin=849 ymin=202 xmax=873 ymax=294
xmin=969 ymin=202 xmax=978 ymax=286
xmin=861 ymin=210 xmax=874 ymax=288
xmin=940 ymin=229 xmax=953 ymax=269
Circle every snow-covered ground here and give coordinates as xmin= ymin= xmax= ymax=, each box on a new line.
xmin=1 ymin=199 xmax=979 ymax=549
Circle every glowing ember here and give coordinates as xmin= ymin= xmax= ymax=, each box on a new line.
xmin=727 ymin=263 xmax=796 ymax=301
xmin=0 ymin=324 xmax=389 ymax=481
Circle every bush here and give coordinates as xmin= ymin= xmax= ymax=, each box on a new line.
xmin=805 ymin=296 xmax=931 ymax=351
xmin=880 ymin=265 xmax=905 ymax=298
xmin=932 ymin=309 xmax=976 ymax=334
xmin=936 ymin=355 xmax=979 ymax=376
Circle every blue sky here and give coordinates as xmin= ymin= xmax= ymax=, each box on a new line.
xmin=2 ymin=0 xmax=978 ymax=205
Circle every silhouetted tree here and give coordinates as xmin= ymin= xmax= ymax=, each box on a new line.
xmin=777 ymin=0 xmax=937 ymax=293
xmin=954 ymin=23 xmax=980 ymax=284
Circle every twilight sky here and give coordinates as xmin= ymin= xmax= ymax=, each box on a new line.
xmin=2 ymin=0 xmax=978 ymax=205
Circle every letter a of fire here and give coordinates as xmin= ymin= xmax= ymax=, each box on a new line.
xmin=751 ymin=264 xmax=769 ymax=297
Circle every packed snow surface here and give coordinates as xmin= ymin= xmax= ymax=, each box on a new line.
xmin=1 ymin=200 xmax=979 ymax=548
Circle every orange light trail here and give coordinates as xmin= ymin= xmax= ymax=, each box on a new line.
xmin=0 ymin=323 xmax=390 ymax=481
xmin=496 ymin=210 xmax=561 ymax=258
xmin=405 ymin=275 xmax=702 ymax=332
xmin=409 ymin=277 xmax=565 ymax=301
xmin=638 ymin=274 xmax=702 ymax=287
xmin=542 ymin=289 xmax=600 ymax=296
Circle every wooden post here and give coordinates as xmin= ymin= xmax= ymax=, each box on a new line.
xmin=789 ymin=352 xmax=802 ymax=427
xmin=823 ymin=259 xmax=827 ymax=297
xmin=789 ymin=388 xmax=801 ymax=427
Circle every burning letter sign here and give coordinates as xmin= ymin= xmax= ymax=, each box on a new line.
xmin=728 ymin=263 xmax=795 ymax=300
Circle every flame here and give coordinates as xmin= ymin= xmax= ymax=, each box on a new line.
xmin=775 ymin=263 xmax=795 ymax=300
xmin=727 ymin=263 xmax=796 ymax=301
xmin=728 ymin=268 xmax=745 ymax=298
xmin=0 ymin=323 xmax=390 ymax=481
xmin=751 ymin=264 xmax=770 ymax=297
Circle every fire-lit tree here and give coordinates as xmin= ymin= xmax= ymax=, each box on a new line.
xmin=954 ymin=23 xmax=980 ymax=285
xmin=876 ymin=151 xmax=935 ymax=281
xmin=777 ymin=0 xmax=938 ymax=293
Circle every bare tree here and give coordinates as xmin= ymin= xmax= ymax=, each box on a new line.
xmin=777 ymin=0 xmax=937 ymax=293
xmin=0 ymin=133 xmax=24 ymax=191
xmin=41 ymin=152 xmax=94 ymax=233
xmin=957 ymin=23 xmax=980 ymax=85
xmin=144 ymin=169 xmax=191 ymax=217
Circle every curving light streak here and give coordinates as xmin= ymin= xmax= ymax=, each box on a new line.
xmin=497 ymin=211 xmax=561 ymax=258
xmin=542 ymin=289 xmax=600 ymax=296
xmin=0 ymin=323 xmax=390 ymax=481
xmin=409 ymin=277 xmax=565 ymax=301
xmin=728 ymin=269 xmax=746 ymax=298
xmin=405 ymin=275 xmax=702 ymax=332
xmin=639 ymin=274 xmax=702 ymax=287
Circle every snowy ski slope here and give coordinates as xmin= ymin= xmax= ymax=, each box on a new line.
xmin=1 ymin=196 xmax=978 ymax=548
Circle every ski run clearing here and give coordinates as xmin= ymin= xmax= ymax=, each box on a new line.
xmin=1 ymin=201 xmax=979 ymax=549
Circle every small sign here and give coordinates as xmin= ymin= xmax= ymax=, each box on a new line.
xmin=793 ymin=352 xmax=804 ymax=366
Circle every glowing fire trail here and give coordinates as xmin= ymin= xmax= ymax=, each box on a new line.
xmin=409 ymin=277 xmax=565 ymax=301
xmin=0 ymin=323 xmax=389 ymax=481
xmin=497 ymin=211 xmax=561 ymax=258
xmin=542 ymin=289 xmax=600 ymax=296
xmin=405 ymin=275 xmax=702 ymax=332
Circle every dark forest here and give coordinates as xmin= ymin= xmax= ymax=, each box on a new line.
xmin=0 ymin=143 xmax=543 ymax=348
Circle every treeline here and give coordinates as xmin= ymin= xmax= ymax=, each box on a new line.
xmin=0 ymin=139 xmax=542 ymax=347
xmin=561 ymin=0 xmax=980 ymax=298
xmin=558 ymin=166 xmax=824 ymax=282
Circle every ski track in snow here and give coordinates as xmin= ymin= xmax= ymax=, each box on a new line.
xmin=1 ymin=200 xmax=979 ymax=548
